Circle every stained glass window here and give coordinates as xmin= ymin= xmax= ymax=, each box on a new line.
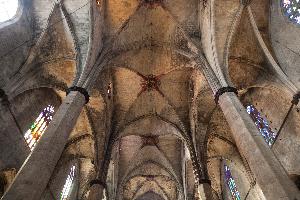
xmin=60 ymin=165 xmax=76 ymax=200
xmin=224 ymin=164 xmax=241 ymax=200
xmin=102 ymin=189 xmax=107 ymax=200
xmin=0 ymin=0 xmax=19 ymax=23
xmin=281 ymin=0 xmax=300 ymax=25
xmin=246 ymin=105 xmax=276 ymax=146
xmin=24 ymin=105 xmax=54 ymax=150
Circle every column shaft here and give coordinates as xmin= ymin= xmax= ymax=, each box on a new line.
xmin=198 ymin=183 xmax=214 ymax=200
xmin=1 ymin=91 xmax=86 ymax=200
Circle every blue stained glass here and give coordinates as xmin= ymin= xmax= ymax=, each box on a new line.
xmin=246 ymin=105 xmax=276 ymax=146
xmin=281 ymin=0 xmax=300 ymax=25
xmin=224 ymin=164 xmax=241 ymax=200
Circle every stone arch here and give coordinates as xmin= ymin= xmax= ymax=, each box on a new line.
xmin=220 ymin=159 xmax=264 ymax=200
xmin=270 ymin=0 xmax=300 ymax=89
xmin=135 ymin=191 xmax=164 ymax=200
xmin=205 ymin=106 xmax=259 ymax=199
xmin=47 ymin=158 xmax=81 ymax=200
xmin=227 ymin=3 xmax=272 ymax=90
xmin=240 ymin=86 xmax=300 ymax=174
xmin=114 ymin=142 xmax=185 ymax=200
xmin=110 ymin=111 xmax=205 ymax=186
xmin=247 ymin=0 xmax=298 ymax=93
xmin=2 ymin=2 xmax=79 ymax=100
xmin=200 ymin=0 xmax=242 ymax=86
xmin=115 ymin=115 xmax=185 ymax=141
xmin=119 ymin=146 xmax=182 ymax=183
xmin=0 ymin=87 xmax=62 ymax=171
xmin=118 ymin=159 xmax=183 ymax=200
xmin=128 ymin=176 xmax=173 ymax=200
xmin=8 ymin=87 xmax=62 ymax=132
xmin=240 ymin=85 xmax=291 ymax=133
xmin=0 ymin=0 xmax=32 ymax=88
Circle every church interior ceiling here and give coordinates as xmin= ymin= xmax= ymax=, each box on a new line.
xmin=0 ymin=0 xmax=299 ymax=199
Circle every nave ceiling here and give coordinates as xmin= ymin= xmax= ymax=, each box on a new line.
xmin=0 ymin=0 xmax=300 ymax=199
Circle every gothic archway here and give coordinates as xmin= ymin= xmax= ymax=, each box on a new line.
xmin=136 ymin=191 xmax=165 ymax=200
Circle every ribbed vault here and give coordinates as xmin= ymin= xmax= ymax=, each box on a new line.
xmin=1 ymin=0 xmax=300 ymax=199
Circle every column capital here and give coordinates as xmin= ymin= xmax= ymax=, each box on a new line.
xmin=66 ymin=86 xmax=90 ymax=104
xmin=240 ymin=0 xmax=252 ymax=6
xmin=292 ymin=91 xmax=300 ymax=105
xmin=214 ymin=86 xmax=238 ymax=104
xmin=89 ymin=179 xmax=106 ymax=188
xmin=87 ymin=179 xmax=105 ymax=200
xmin=199 ymin=179 xmax=211 ymax=185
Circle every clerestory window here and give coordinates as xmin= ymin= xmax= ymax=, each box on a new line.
xmin=246 ymin=105 xmax=276 ymax=146
xmin=282 ymin=0 xmax=300 ymax=25
xmin=60 ymin=165 xmax=76 ymax=200
xmin=24 ymin=105 xmax=55 ymax=150
xmin=224 ymin=164 xmax=241 ymax=200
xmin=0 ymin=0 xmax=19 ymax=23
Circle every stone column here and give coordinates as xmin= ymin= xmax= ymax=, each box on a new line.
xmin=194 ymin=126 xmax=214 ymax=200
xmin=87 ymin=181 xmax=105 ymax=200
xmin=87 ymin=137 xmax=113 ymax=200
xmin=1 ymin=91 xmax=86 ymax=200
xmin=218 ymin=92 xmax=300 ymax=199
xmin=186 ymin=140 xmax=214 ymax=200
xmin=197 ymin=183 xmax=214 ymax=200
xmin=193 ymin=56 xmax=300 ymax=199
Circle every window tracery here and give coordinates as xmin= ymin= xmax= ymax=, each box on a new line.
xmin=282 ymin=0 xmax=300 ymax=25
xmin=24 ymin=105 xmax=54 ymax=150
xmin=102 ymin=189 xmax=107 ymax=200
xmin=0 ymin=0 xmax=19 ymax=23
xmin=246 ymin=105 xmax=276 ymax=146
xmin=224 ymin=164 xmax=241 ymax=200
xmin=60 ymin=165 xmax=76 ymax=200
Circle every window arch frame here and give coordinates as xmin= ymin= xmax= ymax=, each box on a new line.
xmin=0 ymin=0 xmax=23 ymax=29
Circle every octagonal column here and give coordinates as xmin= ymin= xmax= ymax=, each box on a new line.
xmin=193 ymin=56 xmax=300 ymax=199
xmin=198 ymin=183 xmax=214 ymax=200
xmin=87 ymin=180 xmax=105 ymax=200
xmin=218 ymin=92 xmax=300 ymax=200
xmin=1 ymin=91 xmax=86 ymax=200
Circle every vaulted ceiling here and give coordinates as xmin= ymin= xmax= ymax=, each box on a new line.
xmin=99 ymin=0 xmax=201 ymax=199
xmin=1 ymin=0 xmax=300 ymax=199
